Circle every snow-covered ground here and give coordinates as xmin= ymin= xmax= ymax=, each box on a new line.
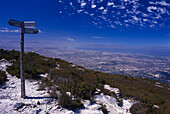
xmin=0 ymin=59 xmax=135 ymax=114
xmin=94 ymin=85 xmax=134 ymax=114
xmin=94 ymin=94 xmax=133 ymax=114
xmin=104 ymin=85 xmax=120 ymax=97
xmin=0 ymin=59 xmax=73 ymax=114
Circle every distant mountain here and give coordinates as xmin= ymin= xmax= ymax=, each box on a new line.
xmin=0 ymin=49 xmax=170 ymax=113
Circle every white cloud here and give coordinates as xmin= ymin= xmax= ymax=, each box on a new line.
xmin=2 ymin=27 xmax=8 ymax=30
xmin=150 ymin=1 xmax=170 ymax=6
xmin=0 ymin=30 xmax=9 ymax=32
xmin=57 ymin=0 xmax=169 ymax=29
xmin=107 ymin=2 xmax=114 ymax=6
xmin=67 ymin=37 xmax=74 ymax=41
xmin=11 ymin=29 xmax=19 ymax=32
xmin=39 ymin=30 xmax=42 ymax=33
xmin=99 ymin=7 xmax=104 ymax=10
xmin=147 ymin=6 xmax=157 ymax=12
xmin=92 ymin=36 xmax=103 ymax=39
xmin=92 ymin=4 xmax=96 ymax=8
xmin=81 ymin=2 xmax=87 ymax=7
xmin=70 ymin=2 xmax=73 ymax=6
xmin=0 ymin=27 xmax=19 ymax=33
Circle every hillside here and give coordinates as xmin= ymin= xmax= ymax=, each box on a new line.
xmin=0 ymin=49 xmax=170 ymax=114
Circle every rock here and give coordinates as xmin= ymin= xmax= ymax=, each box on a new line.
xmin=13 ymin=103 xmax=25 ymax=110
xmin=66 ymin=92 xmax=71 ymax=96
xmin=36 ymin=109 xmax=42 ymax=114
xmin=57 ymin=106 xmax=61 ymax=109
xmin=33 ymin=105 xmax=37 ymax=108
xmin=41 ymin=98 xmax=53 ymax=104
xmin=0 ymin=95 xmax=10 ymax=99
xmin=37 ymin=101 xmax=40 ymax=105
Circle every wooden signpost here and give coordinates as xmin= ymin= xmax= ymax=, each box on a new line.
xmin=8 ymin=19 xmax=39 ymax=98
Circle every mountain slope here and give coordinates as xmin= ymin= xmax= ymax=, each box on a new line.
xmin=0 ymin=49 xmax=170 ymax=113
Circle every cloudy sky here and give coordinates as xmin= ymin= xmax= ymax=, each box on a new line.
xmin=0 ymin=0 xmax=169 ymax=48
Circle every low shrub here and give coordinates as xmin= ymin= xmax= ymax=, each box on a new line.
xmin=0 ymin=71 xmax=7 ymax=85
xmin=59 ymin=93 xmax=72 ymax=108
xmin=100 ymin=104 xmax=108 ymax=114
xmin=59 ymin=93 xmax=84 ymax=110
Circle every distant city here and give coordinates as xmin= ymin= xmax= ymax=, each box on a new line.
xmin=1 ymin=45 xmax=170 ymax=84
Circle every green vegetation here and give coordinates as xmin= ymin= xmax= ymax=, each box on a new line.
xmin=0 ymin=49 xmax=20 ymax=61
xmin=0 ymin=71 xmax=7 ymax=85
xmin=5 ymin=51 xmax=57 ymax=80
xmin=59 ymin=92 xmax=84 ymax=110
xmin=99 ymin=104 xmax=108 ymax=114
xmin=0 ymin=49 xmax=170 ymax=113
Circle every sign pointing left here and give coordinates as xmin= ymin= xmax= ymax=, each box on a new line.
xmin=8 ymin=19 xmax=21 ymax=27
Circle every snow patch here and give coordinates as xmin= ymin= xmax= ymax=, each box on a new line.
xmin=71 ymin=64 xmax=76 ymax=67
xmin=94 ymin=93 xmax=134 ymax=114
xmin=153 ymin=105 xmax=160 ymax=109
xmin=56 ymin=62 xmax=60 ymax=70
xmin=154 ymin=74 xmax=161 ymax=78
xmin=80 ymin=100 xmax=103 ymax=114
xmin=39 ymin=73 xmax=48 ymax=78
xmin=104 ymin=85 xmax=120 ymax=97
xmin=0 ymin=59 xmax=12 ymax=71
xmin=66 ymin=92 xmax=71 ymax=96
xmin=155 ymin=82 xmax=163 ymax=88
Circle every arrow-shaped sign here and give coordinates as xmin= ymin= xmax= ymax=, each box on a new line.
xmin=24 ymin=21 xmax=36 ymax=28
xmin=24 ymin=28 xmax=39 ymax=34
xmin=8 ymin=19 xmax=36 ymax=28
xmin=8 ymin=19 xmax=21 ymax=27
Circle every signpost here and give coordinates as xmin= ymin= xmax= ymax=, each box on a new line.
xmin=8 ymin=19 xmax=39 ymax=98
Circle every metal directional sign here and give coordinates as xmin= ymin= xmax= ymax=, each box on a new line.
xmin=8 ymin=19 xmax=21 ymax=27
xmin=24 ymin=28 xmax=39 ymax=34
xmin=24 ymin=21 xmax=36 ymax=28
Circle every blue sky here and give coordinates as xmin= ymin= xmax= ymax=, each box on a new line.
xmin=0 ymin=0 xmax=170 ymax=48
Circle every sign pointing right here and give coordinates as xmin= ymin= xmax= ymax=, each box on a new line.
xmin=24 ymin=21 xmax=36 ymax=28
xmin=24 ymin=28 xmax=39 ymax=34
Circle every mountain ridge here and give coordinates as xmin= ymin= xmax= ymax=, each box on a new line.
xmin=0 ymin=48 xmax=170 ymax=113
